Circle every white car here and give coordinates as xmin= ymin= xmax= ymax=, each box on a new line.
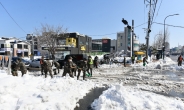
xmin=29 ymin=58 xmax=41 ymax=68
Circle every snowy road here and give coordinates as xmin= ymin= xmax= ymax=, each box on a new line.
xmin=88 ymin=65 xmax=184 ymax=101
xmin=27 ymin=60 xmax=184 ymax=101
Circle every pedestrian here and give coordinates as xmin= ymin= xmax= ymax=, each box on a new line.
xmin=123 ymin=56 xmax=126 ymax=67
xmin=143 ymin=57 xmax=148 ymax=66
xmin=62 ymin=56 xmax=74 ymax=78
xmin=52 ymin=61 xmax=60 ymax=75
xmin=43 ymin=59 xmax=53 ymax=78
xmin=17 ymin=58 xmax=27 ymax=77
xmin=77 ymin=58 xmax=88 ymax=80
xmin=94 ymin=56 xmax=98 ymax=68
xmin=131 ymin=55 xmax=135 ymax=64
xmin=87 ymin=56 xmax=93 ymax=77
xmin=40 ymin=56 xmax=44 ymax=75
xmin=177 ymin=55 xmax=183 ymax=66
xmin=11 ymin=61 xmax=18 ymax=76
xmin=71 ymin=62 xmax=77 ymax=76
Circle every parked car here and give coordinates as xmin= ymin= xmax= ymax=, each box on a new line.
xmin=11 ymin=57 xmax=30 ymax=66
xmin=29 ymin=58 xmax=41 ymax=68
xmin=57 ymin=54 xmax=88 ymax=69
xmin=29 ymin=58 xmax=52 ymax=68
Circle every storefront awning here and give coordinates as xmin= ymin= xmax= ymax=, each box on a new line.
xmin=134 ymin=51 xmax=145 ymax=55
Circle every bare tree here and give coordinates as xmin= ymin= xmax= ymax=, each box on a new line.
xmin=139 ymin=43 xmax=147 ymax=52
xmin=153 ymin=27 xmax=170 ymax=50
xmin=35 ymin=24 xmax=67 ymax=59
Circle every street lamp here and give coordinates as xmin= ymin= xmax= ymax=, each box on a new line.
xmin=163 ymin=14 xmax=179 ymax=60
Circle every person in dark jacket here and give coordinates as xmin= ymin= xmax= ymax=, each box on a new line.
xmin=52 ymin=61 xmax=60 ymax=75
xmin=43 ymin=59 xmax=53 ymax=78
xmin=94 ymin=56 xmax=99 ymax=68
xmin=40 ymin=56 xmax=44 ymax=75
xmin=177 ymin=55 xmax=183 ymax=66
xmin=11 ymin=61 xmax=18 ymax=76
xmin=143 ymin=57 xmax=148 ymax=66
xmin=71 ymin=62 xmax=77 ymax=76
xmin=131 ymin=55 xmax=135 ymax=64
xmin=123 ymin=56 xmax=126 ymax=67
xmin=17 ymin=58 xmax=27 ymax=77
xmin=77 ymin=58 xmax=88 ymax=80
xmin=62 ymin=56 xmax=74 ymax=78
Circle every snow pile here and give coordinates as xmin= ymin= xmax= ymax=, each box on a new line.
xmin=114 ymin=57 xmax=131 ymax=63
xmin=91 ymin=85 xmax=184 ymax=110
xmin=0 ymin=70 xmax=95 ymax=110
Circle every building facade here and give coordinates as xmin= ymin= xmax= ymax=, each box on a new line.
xmin=26 ymin=34 xmax=41 ymax=56
xmin=92 ymin=38 xmax=117 ymax=53
xmin=0 ymin=37 xmax=31 ymax=57
xmin=117 ymin=27 xmax=131 ymax=54
xmin=42 ymin=32 xmax=92 ymax=60
xmin=91 ymin=39 xmax=102 ymax=52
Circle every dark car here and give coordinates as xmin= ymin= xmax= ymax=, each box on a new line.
xmin=11 ymin=57 xmax=30 ymax=66
xmin=57 ymin=54 xmax=88 ymax=69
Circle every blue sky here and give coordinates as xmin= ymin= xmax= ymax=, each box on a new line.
xmin=0 ymin=0 xmax=184 ymax=48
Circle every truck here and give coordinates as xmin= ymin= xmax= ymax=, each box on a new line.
xmin=57 ymin=54 xmax=88 ymax=69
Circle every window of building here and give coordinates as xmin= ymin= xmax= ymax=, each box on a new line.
xmin=17 ymin=44 xmax=22 ymax=49
xmin=11 ymin=45 xmax=13 ymax=48
xmin=121 ymin=43 xmax=122 ymax=46
xmin=34 ymin=42 xmax=37 ymax=45
xmin=17 ymin=53 xmax=22 ymax=57
xmin=34 ymin=51 xmax=38 ymax=56
xmin=121 ymin=36 xmax=123 ymax=39
xmin=68 ymin=39 xmax=70 ymax=42
xmin=24 ymin=45 xmax=28 ymax=49
xmin=1 ymin=44 xmax=4 ymax=48
xmin=24 ymin=52 xmax=28 ymax=56
xmin=34 ymin=45 xmax=38 ymax=49
xmin=34 ymin=38 xmax=37 ymax=41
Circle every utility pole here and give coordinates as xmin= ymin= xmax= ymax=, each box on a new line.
xmin=146 ymin=0 xmax=151 ymax=59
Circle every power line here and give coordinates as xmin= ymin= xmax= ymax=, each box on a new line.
xmin=0 ymin=2 xmax=27 ymax=33
xmin=153 ymin=22 xmax=184 ymax=28
xmin=89 ymin=22 xmax=148 ymax=36
xmin=153 ymin=0 xmax=163 ymax=22
xmin=88 ymin=33 xmax=117 ymax=36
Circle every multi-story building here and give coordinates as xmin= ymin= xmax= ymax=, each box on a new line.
xmin=92 ymin=38 xmax=117 ymax=53
xmin=26 ymin=34 xmax=40 ymax=56
xmin=91 ymin=39 xmax=102 ymax=52
xmin=117 ymin=27 xmax=131 ymax=54
xmin=0 ymin=37 xmax=31 ymax=57
xmin=41 ymin=32 xmax=92 ymax=60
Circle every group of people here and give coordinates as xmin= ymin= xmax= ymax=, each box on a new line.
xmin=62 ymin=56 xmax=94 ymax=80
xmin=39 ymin=55 xmax=97 ymax=80
xmin=11 ymin=58 xmax=27 ymax=77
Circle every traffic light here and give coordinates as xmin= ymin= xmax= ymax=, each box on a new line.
xmin=148 ymin=29 xmax=151 ymax=33
xmin=122 ymin=18 xmax=128 ymax=25
xmin=127 ymin=25 xmax=131 ymax=29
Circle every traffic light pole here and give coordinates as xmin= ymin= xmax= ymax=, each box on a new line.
xmin=132 ymin=20 xmax=134 ymax=57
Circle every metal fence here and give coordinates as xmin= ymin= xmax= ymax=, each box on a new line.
xmin=0 ymin=54 xmax=12 ymax=75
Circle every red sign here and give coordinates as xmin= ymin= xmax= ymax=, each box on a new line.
xmin=102 ymin=39 xmax=108 ymax=43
